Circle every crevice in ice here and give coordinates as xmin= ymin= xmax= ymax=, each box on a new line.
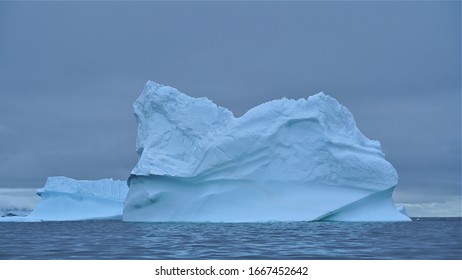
xmin=317 ymin=187 xmax=411 ymax=222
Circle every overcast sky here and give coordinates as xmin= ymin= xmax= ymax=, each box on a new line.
xmin=0 ymin=1 xmax=460 ymax=217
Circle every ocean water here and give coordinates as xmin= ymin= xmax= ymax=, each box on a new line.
xmin=0 ymin=218 xmax=460 ymax=259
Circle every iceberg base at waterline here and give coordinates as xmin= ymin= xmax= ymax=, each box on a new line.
xmin=124 ymin=176 xmax=408 ymax=222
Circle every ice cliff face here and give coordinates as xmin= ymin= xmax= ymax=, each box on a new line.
xmin=25 ymin=176 xmax=128 ymax=221
xmin=124 ymin=81 xmax=410 ymax=222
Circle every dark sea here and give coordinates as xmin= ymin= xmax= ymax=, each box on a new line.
xmin=0 ymin=218 xmax=460 ymax=260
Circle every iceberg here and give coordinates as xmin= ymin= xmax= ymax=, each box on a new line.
xmin=9 ymin=176 xmax=128 ymax=221
xmin=123 ymin=81 xmax=410 ymax=222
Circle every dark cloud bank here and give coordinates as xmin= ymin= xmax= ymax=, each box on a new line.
xmin=0 ymin=1 xmax=460 ymax=216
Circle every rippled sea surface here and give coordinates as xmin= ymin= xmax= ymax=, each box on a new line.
xmin=0 ymin=218 xmax=460 ymax=259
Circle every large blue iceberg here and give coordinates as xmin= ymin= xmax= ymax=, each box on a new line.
xmin=1 ymin=81 xmax=409 ymax=223
xmin=123 ymin=81 xmax=410 ymax=222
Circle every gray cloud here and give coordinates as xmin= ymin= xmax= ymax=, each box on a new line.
xmin=0 ymin=1 xmax=460 ymax=216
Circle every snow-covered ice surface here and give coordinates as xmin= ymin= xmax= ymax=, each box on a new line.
xmin=1 ymin=177 xmax=128 ymax=222
xmin=124 ymin=81 xmax=410 ymax=222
